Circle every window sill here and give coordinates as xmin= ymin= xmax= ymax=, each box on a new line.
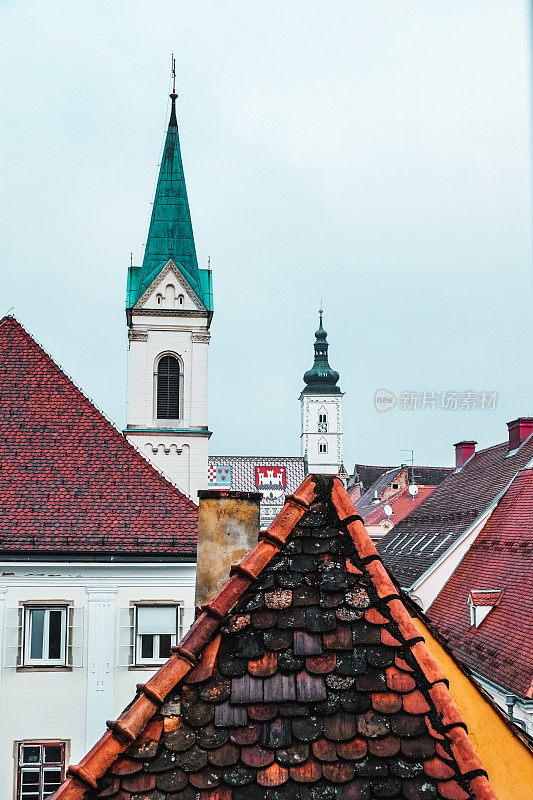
xmin=17 ymin=665 xmax=73 ymax=673
xmin=127 ymin=664 xmax=167 ymax=671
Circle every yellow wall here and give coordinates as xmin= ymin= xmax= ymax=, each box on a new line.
xmin=413 ymin=618 xmax=533 ymax=800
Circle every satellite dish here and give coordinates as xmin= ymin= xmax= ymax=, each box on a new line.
xmin=408 ymin=485 xmax=419 ymax=497
xmin=384 ymin=504 xmax=393 ymax=518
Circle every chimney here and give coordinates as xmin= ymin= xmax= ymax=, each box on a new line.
xmin=507 ymin=417 xmax=533 ymax=451
xmin=195 ymin=490 xmax=262 ymax=608
xmin=454 ymin=440 xmax=477 ymax=470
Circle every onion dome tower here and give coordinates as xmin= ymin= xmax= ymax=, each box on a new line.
xmin=300 ymin=309 xmax=344 ymax=475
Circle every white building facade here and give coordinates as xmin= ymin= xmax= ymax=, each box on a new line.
xmin=0 ymin=562 xmax=196 ymax=796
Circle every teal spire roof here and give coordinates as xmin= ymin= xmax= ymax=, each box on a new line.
xmin=301 ymin=310 xmax=341 ymax=395
xmin=127 ymin=92 xmax=213 ymax=312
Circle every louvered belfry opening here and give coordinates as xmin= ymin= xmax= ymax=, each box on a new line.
xmin=157 ymin=355 xmax=180 ymax=419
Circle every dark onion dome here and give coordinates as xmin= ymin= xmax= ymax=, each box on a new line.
xmin=302 ymin=310 xmax=341 ymax=394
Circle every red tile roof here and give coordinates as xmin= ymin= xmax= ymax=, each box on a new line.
xmin=428 ymin=468 xmax=533 ymax=699
xmin=50 ymin=476 xmax=497 ymax=800
xmin=0 ymin=316 xmax=197 ymax=557
xmin=363 ymin=485 xmax=436 ymax=527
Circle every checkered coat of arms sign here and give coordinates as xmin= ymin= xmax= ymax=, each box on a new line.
xmin=254 ymin=466 xmax=287 ymax=501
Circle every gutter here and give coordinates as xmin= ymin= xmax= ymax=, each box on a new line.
xmin=471 ymin=670 xmax=533 ymax=732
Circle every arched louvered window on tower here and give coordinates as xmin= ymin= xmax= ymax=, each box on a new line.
xmin=156 ymin=355 xmax=181 ymax=419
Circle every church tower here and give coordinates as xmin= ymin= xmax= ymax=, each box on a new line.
xmin=124 ymin=87 xmax=213 ymax=501
xmin=300 ymin=310 xmax=344 ymax=475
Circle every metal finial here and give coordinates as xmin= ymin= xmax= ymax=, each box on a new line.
xmin=130 ymin=252 xmax=133 ymax=267
xmin=169 ymin=54 xmax=178 ymax=120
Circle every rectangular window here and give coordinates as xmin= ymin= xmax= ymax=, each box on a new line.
xmin=17 ymin=743 xmax=65 ymax=800
xmin=135 ymin=606 xmax=179 ymax=666
xmin=24 ymin=608 xmax=67 ymax=666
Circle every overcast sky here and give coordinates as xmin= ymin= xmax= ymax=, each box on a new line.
xmin=1 ymin=1 xmax=532 ymax=469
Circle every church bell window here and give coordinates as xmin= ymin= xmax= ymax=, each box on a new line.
xmin=156 ymin=355 xmax=180 ymax=419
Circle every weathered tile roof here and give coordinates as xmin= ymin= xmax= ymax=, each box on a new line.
xmin=0 ymin=316 xmax=198 ymax=558
xmin=51 ymin=476 xmax=496 ymax=800
xmin=427 ymin=468 xmax=533 ymax=699
xmin=363 ymin=486 xmax=436 ymax=528
xmin=353 ymin=465 xmax=451 ymax=495
xmin=378 ymin=440 xmax=533 ymax=588
xmin=349 ymin=469 xmax=404 ymax=515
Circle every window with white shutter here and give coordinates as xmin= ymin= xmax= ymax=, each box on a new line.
xmin=135 ymin=605 xmax=179 ymax=666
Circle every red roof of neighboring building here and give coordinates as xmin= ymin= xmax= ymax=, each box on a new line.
xmin=363 ymin=485 xmax=436 ymax=526
xmin=50 ymin=476 xmax=497 ymax=800
xmin=428 ymin=468 xmax=533 ymax=699
xmin=379 ymin=437 xmax=533 ymax=588
xmin=0 ymin=316 xmax=198 ymax=557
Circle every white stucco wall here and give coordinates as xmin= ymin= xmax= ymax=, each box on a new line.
xmin=0 ymin=560 xmax=196 ymax=796
xmin=301 ymin=393 xmax=343 ymax=474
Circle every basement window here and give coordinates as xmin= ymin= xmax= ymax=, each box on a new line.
xmin=17 ymin=742 xmax=65 ymax=800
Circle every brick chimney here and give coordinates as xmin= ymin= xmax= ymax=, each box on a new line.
xmin=507 ymin=417 xmax=533 ymax=451
xmin=454 ymin=440 xmax=477 ymax=469
xmin=195 ymin=490 xmax=261 ymax=608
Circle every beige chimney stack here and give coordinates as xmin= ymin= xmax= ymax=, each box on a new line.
xmin=195 ymin=490 xmax=262 ymax=609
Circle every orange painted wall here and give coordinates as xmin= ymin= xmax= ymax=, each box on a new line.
xmin=413 ymin=618 xmax=533 ymax=800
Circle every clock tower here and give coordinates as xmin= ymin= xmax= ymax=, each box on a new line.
xmin=300 ymin=310 xmax=344 ymax=475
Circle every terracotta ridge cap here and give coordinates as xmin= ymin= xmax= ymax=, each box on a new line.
xmin=330 ymin=477 xmax=497 ymax=800
xmin=49 ymin=475 xmax=317 ymax=800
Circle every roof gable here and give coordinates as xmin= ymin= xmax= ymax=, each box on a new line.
xmin=0 ymin=316 xmax=197 ymax=557
xmin=52 ymin=476 xmax=496 ymax=800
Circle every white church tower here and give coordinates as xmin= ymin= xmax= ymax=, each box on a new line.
xmin=300 ymin=310 xmax=344 ymax=475
xmin=124 ymin=88 xmax=213 ymax=501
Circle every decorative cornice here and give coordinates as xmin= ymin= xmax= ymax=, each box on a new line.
xmin=191 ymin=333 xmax=211 ymax=343
xmin=128 ymin=330 xmax=148 ymax=342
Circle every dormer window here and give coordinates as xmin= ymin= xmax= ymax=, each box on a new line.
xmin=468 ymin=589 xmax=503 ymax=628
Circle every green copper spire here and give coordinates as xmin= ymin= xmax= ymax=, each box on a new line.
xmin=127 ymin=89 xmax=213 ymax=312
xmin=301 ymin=309 xmax=341 ymax=395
